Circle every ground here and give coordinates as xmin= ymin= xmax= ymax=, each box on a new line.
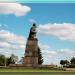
xmin=0 ymin=68 xmax=75 ymax=75
xmin=0 ymin=72 xmax=75 ymax=75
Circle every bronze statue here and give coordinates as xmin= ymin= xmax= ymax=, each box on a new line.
xmin=28 ymin=23 xmax=37 ymax=39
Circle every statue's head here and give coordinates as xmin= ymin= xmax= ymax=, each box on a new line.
xmin=32 ymin=23 xmax=36 ymax=28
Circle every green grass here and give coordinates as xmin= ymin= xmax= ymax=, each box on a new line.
xmin=0 ymin=72 xmax=75 ymax=75
xmin=0 ymin=68 xmax=65 ymax=72
xmin=0 ymin=68 xmax=73 ymax=72
xmin=0 ymin=68 xmax=75 ymax=75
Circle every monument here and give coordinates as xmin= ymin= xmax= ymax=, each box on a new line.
xmin=9 ymin=23 xmax=43 ymax=68
xmin=9 ymin=24 xmax=55 ymax=68
xmin=23 ymin=23 xmax=38 ymax=67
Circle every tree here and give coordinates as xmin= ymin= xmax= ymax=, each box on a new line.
xmin=70 ymin=57 xmax=75 ymax=65
xmin=60 ymin=60 xmax=69 ymax=67
xmin=7 ymin=57 xmax=15 ymax=66
xmin=0 ymin=54 xmax=18 ymax=66
xmin=38 ymin=47 xmax=43 ymax=64
xmin=65 ymin=60 xmax=69 ymax=66
xmin=7 ymin=54 xmax=18 ymax=66
xmin=60 ymin=60 xmax=65 ymax=67
xmin=10 ymin=54 xmax=18 ymax=63
xmin=0 ymin=54 xmax=5 ymax=66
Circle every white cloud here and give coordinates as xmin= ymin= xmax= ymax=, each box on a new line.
xmin=39 ymin=43 xmax=50 ymax=50
xmin=39 ymin=43 xmax=56 ymax=56
xmin=39 ymin=23 xmax=75 ymax=41
xmin=39 ymin=43 xmax=58 ymax=65
xmin=39 ymin=42 xmax=75 ymax=65
xmin=0 ymin=3 xmax=31 ymax=16
xmin=0 ymin=30 xmax=26 ymax=57
xmin=39 ymin=44 xmax=56 ymax=57
xmin=0 ymin=0 xmax=15 ymax=2
xmin=39 ymin=43 xmax=57 ymax=56
xmin=41 ymin=48 xmax=75 ymax=65
xmin=57 ymin=49 xmax=75 ymax=57
xmin=0 ymin=30 xmax=26 ymax=45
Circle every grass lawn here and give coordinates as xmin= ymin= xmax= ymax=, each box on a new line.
xmin=0 ymin=72 xmax=75 ymax=75
xmin=0 ymin=68 xmax=75 ymax=75
xmin=0 ymin=68 xmax=66 ymax=72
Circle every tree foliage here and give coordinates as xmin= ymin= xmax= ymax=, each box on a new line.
xmin=10 ymin=54 xmax=18 ymax=63
xmin=0 ymin=54 xmax=18 ymax=66
xmin=60 ymin=57 xmax=75 ymax=68
xmin=38 ymin=47 xmax=43 ymax=64
xmin=70 ymin=57 xmax=75 ymax=65
xmin=0 ymin=54 xmax=5 ymax=66
xmin=60 ymin=60 xmax=69 ymax=67
xmin=6 ymin=57 xmax=15 ymax=66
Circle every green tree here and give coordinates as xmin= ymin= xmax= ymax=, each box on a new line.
xmin=60 ymin=60 xmax=69 ymax=67
xmin=70 ymin=57 xmax=75 ymax=65
xmin=0 ymin=54 xmax=5 ymax=66
xmin=6 ymin=57 xmax=14 ymax=66
xmin=7 ymin=54 xmax=18 ymax=66
xmin=10 ymin=54 xmax=18 ymax=63
xmin=0 ymin=54 xmax=18 ymax=66
xmin=38 ymin=47 xmax=43 ymax=64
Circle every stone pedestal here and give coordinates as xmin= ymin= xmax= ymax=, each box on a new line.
xmin=23 ymin=38 xmax=38 ymax=67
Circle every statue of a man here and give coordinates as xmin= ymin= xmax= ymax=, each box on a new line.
xmin=28 ymin=23 xmax=37 ymax=39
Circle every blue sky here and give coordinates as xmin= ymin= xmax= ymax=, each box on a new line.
xmin=0 ymin=3 xmax=75 ymax=65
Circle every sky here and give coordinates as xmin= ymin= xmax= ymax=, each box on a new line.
xmin=0 ymin=0 xmax=75 ymax=3
xmin=0 ymin=2 xmax=75 ymax=65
